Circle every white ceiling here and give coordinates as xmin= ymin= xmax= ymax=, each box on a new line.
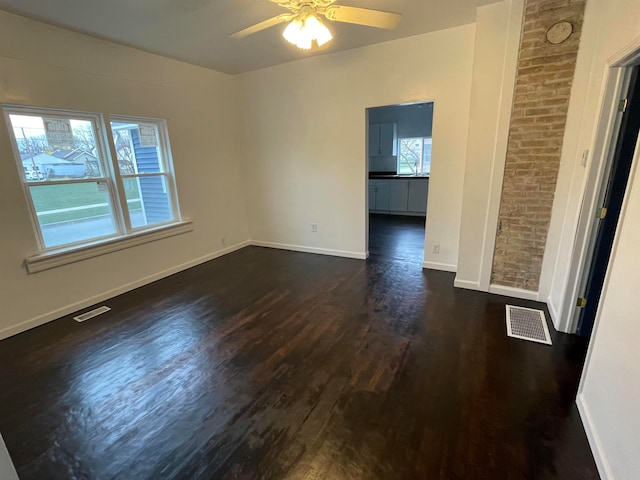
xmin=0 ymin=0 xmax=500 ymax=74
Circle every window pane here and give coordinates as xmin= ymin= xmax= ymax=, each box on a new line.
xmin=8 ymin=114 xmax=104 ymax=181
xmin=124 ymin=176 xmax=173 ymax=228
xmin=398 ymin=138 xmax=423 ymax=174
xmin=30 ymin=182 xmax=118 ymax=248
xmin=110 ymin=122 xmax=163 ymax=175
xmin=423 ymin=138 xmax=432 ymax=175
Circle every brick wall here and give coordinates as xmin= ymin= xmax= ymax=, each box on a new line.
xmin=491 ymin=0 xmax=587 ymax=290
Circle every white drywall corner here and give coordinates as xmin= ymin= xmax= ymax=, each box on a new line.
xmin=0 ymin=435 xmax=19 ymax=480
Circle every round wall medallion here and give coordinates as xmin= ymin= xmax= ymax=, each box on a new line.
xmin=546 ymin=21 xmax=573 ymax=44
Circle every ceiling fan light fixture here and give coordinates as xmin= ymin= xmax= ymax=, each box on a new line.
xmin=304 ymin=15 xmax=333 ymax=47
xmin=231 ymin=1 xmax=402 ymax=50
xmin=282 ymin=14 xmax=332 ymax=50
xmin=283 ymin=19 xmax=304 ymax=46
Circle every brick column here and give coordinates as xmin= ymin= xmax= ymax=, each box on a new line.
xmin=491 ymin=0 xmax=587 ymax=290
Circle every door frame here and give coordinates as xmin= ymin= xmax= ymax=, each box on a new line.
xmin=559 ymin=40 xmax=640 ymax=334
xmin=575 ymin=65 xmax=640 ymax=337
xmin=364 ymin=100 xmax=434 ymax=259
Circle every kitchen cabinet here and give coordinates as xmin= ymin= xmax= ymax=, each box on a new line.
xmin=389 ymin=180 xmax=409 ymax=212
xmin=368 ymin=183 xmax=376 ymax=209
xmin=369 ymin=156 xmax=397 ymax=172
xmin=369 ymin=123 xmax=397 ymax=156
xmin=370 ymin=178 xmax=428 ymax=214
xmin=368 ymin=126 xmax=380 ymax=157
xmin=369 ymin=180 xmax=390 ymax=212
xmin=407 ymin=178 xmax=428 ymax=213
xmin=379 ymin=123 xmax=397 ymax=156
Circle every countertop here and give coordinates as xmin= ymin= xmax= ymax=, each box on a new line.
xmin=369 ymin=174 xmax=430 ymax=179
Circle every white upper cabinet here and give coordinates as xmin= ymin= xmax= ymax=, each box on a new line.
xmin=369 ymin=123 xmax=397 ymax=157
xmin=368 ymin=125 xmax=381 ymax=157
xmin=378 ymin=123 xmax=397 ymax=156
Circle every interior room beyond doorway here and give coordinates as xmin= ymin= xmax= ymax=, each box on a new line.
xmin=367 ymin=102 xmax=433 ymax=264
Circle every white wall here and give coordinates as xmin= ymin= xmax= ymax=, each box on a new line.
xmin=239 ymin=25 xmax=476 ymax=269
xmin=0 ymin=11 xmax=249 ymax=338
xmin=455 ymin=0 xmax=523 ymax=291
xmin=368 ymin=103 xmax=434 ymax=138
xmin=0 ymin=435 xmax=18 ymax=480
xmin=577 ymin=139 xmax=640 ymax=480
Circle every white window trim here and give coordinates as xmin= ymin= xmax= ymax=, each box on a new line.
xmin=3 ymin=105 xmax=188 ymax=272
xmin=25 ymin=220 xmax=193 ymax=273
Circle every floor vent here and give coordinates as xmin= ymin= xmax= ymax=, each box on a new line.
xmin=73 ymin=306 xmax=111 ymax=322
xmin=505 ymin=305 xmax=552 ymax=345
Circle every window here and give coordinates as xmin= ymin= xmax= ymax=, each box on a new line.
xmin=4 ymin=106 xmax=182 ymax=255
xmin=397 ymin=137 xmax=432 ymax=175
xmin=109 ymin=118 xmax=175 ymax=229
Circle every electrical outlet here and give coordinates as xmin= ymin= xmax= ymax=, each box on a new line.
xmin=221 ymin=237 xmax=226 ymax=246
xmin=432 ymin=243 xmax=440 ymax=254
xmin=311 ymin=223 xmax=318 ymax=233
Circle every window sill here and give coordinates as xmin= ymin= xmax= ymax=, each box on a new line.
xmin=25 ymin=220 xmax=193 ymax=274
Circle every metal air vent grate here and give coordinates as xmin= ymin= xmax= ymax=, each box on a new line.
xmin=73 ymin=306 xmax=111 ymax=322
xmin=505 ymin=305 xmax=552 ymax=345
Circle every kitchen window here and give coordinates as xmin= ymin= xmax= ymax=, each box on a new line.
xmin=397 ymin=137 xmax=432 ymax=175
xmin=4 ymin=106 xmax=187 ymax=271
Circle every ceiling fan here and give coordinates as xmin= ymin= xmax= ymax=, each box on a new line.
xmin=231 ymin=0 xmax=402 ymax=50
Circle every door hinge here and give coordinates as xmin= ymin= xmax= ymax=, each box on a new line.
xmin=576 ymin=297 xmax=587 ymax=308
xmin=598 ymin=207 xmax=607 ymax=219
xmin=618 ymin=98 xmax=628 ymax=113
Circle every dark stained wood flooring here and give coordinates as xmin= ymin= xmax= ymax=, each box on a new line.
xmin=0 ymin=220 xmax=599 ymax=479
xmin=368 ymin=213 xmax=426 ymax=263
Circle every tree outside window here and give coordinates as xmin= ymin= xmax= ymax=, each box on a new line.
xmin=398 ymin=137 xmax=432 ymax=175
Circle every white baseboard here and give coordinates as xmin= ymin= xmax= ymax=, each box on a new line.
xmin=576 ymin=394 xmax=613 ymax=480
xmin=453 ymin=278 xmax=481 ymax=290
xmin=422 ymin=261 xmax=457 ymax=272
xmin=250 ymin=240 xmax=367 ymax=260
xmin=488 ymin=284 xmax=539 ymax=301
xmin=0 ymin=240 xmax=251 ymax=340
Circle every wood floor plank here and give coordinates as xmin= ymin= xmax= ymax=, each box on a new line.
xmin=0 ymin=215 xmax=599 ymax=479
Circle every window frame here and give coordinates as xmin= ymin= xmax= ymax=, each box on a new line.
xmin=422 ymin=137 xmax=432 ymax=175
xmin=106 ymin=115 xmax=181 ymax=234
xmin=3 ymin=104 xmax=187 ymax=266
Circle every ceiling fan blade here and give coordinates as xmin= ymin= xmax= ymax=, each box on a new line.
xmin=231 ymin=14 xmax=292 ymax=39
xmin=324 ymin=5 xmax=401 ymax=29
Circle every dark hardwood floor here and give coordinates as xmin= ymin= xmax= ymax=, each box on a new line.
xmin=368 ymin=213 xmax=426 ymax=263
xmin=0 ymin=222 xmax=598 ymax=479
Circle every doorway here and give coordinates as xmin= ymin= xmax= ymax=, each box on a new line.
xmin=575 ymin=65 xmax=640 ymax=338
xmin=366 ymin=102 xmax=433 ymax=264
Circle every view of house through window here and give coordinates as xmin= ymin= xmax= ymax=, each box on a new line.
xmin=397 ymin=137 xmax=432 ymax=175
xmin=110 ymin=120 xmax=174 ymax=229
xmin=5 ymin=107 xmax=180 ymax=251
